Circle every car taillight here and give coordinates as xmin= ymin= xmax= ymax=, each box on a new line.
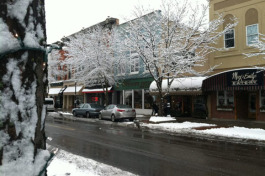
xmin=117 ymin=109 xmax=125 ymax=112
xmin=132 ymin=109 xmax=135 ymax=112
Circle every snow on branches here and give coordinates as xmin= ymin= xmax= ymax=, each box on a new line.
xmin=115 ymin=0 xmax=237 ymax=115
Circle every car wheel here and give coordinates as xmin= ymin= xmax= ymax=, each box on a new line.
xmin=86 ymin=112 xmax=90 ymax=118
xmin=99 ymin=114 xmax=102 ymax=120
xmin=73 ymin=111 xmax=77 ymax=117
xmin=129 ymin=118 xmax=135 ymax=122
xmin=111 ymin=114 xmax=116 ymax=122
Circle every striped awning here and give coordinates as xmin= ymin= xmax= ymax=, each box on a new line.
xmin=202 ymin=68 xmax=265 ymax=91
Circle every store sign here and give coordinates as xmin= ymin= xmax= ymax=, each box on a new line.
xmin=91 ymin=97 xmax=98 ymax=101
xmin=227 ymin=69 xmax=263 ymax=87
xmin=231 ymin=72 xmax=257 ymax=85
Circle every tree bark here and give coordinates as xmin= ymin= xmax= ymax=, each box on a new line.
xmin=0 ymin=0 xmax=47 ymax=174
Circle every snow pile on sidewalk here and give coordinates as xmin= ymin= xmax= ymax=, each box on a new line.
xmin=47 ymin=149 xmax=137 ymax=176
xmin=149 ymin=116 xmax=176 ymax=123
xmin=143 ymin=121 xmax=216 ymax=132
xmin=194 ymin=126 xmax=265 ymax=141
xmin=143 ymin=117 xmax=265 ymax=141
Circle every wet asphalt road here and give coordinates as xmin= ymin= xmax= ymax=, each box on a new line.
xmin=45 ymin=117 xmax=265 ymax=176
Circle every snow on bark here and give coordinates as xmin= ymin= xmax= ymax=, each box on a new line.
xmin=0 ymin=0 xmax=48 ymax=175
xmin=0 ymin=18 xmax=20 ymax=53
xmin=0 ymin=53 xmax=49 ymax=176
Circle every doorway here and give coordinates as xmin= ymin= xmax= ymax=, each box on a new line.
xmin=236 ymin=91 xmax=257 ymax=119
xmin=248 ymin=93 xmax=257 ymax=119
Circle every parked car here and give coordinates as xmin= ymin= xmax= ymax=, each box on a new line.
xmin=44 ymin=98 xmax=55 ymax=112
xmin=72 ymin=103 xmax=104 ymax=118
xmin=99 ymin=104 xmax=136 ymax=122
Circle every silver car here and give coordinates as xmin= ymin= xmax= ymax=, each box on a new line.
xmin=99 ymin=104 xmax=136 ymax=122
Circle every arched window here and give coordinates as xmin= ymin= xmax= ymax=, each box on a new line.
xmin=224 ymin=14 xmax=235 ymax=48
xmin=245 ymin=8 xmax=259 ymax=45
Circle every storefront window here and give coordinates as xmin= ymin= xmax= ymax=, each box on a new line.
xmin=134 ymin=90 xmax=142 ymax=108
xmin=124 ymin=90 xmax=132 ymax=107
xmin=217 ymin=91 xmax=234 ymax=108
xmin=171 ymin=96 xmax=183 ymax=116
xmin=260 ymin=90 xmax=265 ymax=111
xmin=144 ymin=90 xmax=153 ymax=109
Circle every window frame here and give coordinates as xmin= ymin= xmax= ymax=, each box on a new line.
xmin=130 ymin=54 xmax=139 ymax=74
xmin=224 ymin=28 xmax=235 ymax=48
xmin=217 ymin=90 xmax=234 ymax=109
xmin=246 ymin=24 xmax=259 ymax=46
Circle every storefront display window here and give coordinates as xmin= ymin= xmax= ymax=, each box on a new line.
xmin=260 ymin=90 xmax=265 ymax=111
xmin=144 ymin=90 xmax=153 ymax=109
xmin=217 ymin=91 xmax=234 ymax=110
xmin=124 ymin=90 xmax=132 ymax=107
xmin=134 ymin=90 xmax=142 ymax=108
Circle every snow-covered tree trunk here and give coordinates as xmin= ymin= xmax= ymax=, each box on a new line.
xmin=0 ymin=1 xmax=49 ymax=175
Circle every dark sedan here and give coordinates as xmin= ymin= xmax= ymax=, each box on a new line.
xmin=72 ymin=103 xmax=104 ymax=118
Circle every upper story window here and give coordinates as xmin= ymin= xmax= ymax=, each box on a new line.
xmin=224 ymin=29 xmax=235 ymax=48
xmin=118 ymin=63 xmax=125 ymax=75
xmin=245 ymin=8 xmax=259 ymax=46
xmin=246 ymin=24 xmax=259 ymax=45
xmin=223 ymin=14 xmax=235 ymax=48
xmin=130 ymin=52 xmax=139 ymax=73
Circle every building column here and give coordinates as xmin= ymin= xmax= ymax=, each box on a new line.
xmin=142 ymin=89 xmax=144 ymax=109
xmin=132 ymin=90 xmax=134 ymax=108
xmin=122 ymin=90 xmax=125 ymax=104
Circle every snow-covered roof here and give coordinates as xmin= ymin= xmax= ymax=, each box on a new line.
xmin=82 ymin=87 xmax=112 ymax=93
xmin=64 ymin=86 xmax=83 ymax=95
xmin=48 ymin=88 xmax=62 ymax=95
xmin=149 ymin=77 xmax=206 ymax=95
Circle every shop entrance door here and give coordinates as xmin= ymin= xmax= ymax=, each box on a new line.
xmin=183 ymin=96 xmax=192 ymax=116
xmin=248 ymin=93 xmax=257 ymax=119
xmin=236 ymin=91 xmax=248 ymax=119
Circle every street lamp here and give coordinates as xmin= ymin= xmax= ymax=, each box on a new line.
xmin=167 ymin=72 xmax=171 ymax=117
xmin=74 ymin=81 xmax=77 ymax=108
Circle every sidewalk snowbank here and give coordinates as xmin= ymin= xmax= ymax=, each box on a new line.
xmin=149 ymin=116 xmax=176 ymax=123
xmin=193 ymin=126 xmax=265 ymax=141
xmin=47 ymin=149 xmax=137 ymax=176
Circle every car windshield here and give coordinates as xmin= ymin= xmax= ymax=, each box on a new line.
xmin=90 ymin=104 xmax=104 ymax=108
xmin=116 ymin=104 xmax=131 ymax=108
xmin=44 ymin=100 xmax=53 ymax=105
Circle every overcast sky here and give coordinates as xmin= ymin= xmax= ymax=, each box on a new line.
xmin=45 ymin=0 xmax=161 ymax=44
xmin=45 ymin=0 xmax=207 ymax=44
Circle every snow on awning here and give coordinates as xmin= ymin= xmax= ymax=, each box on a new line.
xmin=82 ymin=87 xmax=113 ymax=94
xmin=63 ymin=86 xmax=83 ymax=95
xmin=48 ymin=88 xmax=62 ymax=95
xmin=149 ymin=77 xmax=206 ymax=95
